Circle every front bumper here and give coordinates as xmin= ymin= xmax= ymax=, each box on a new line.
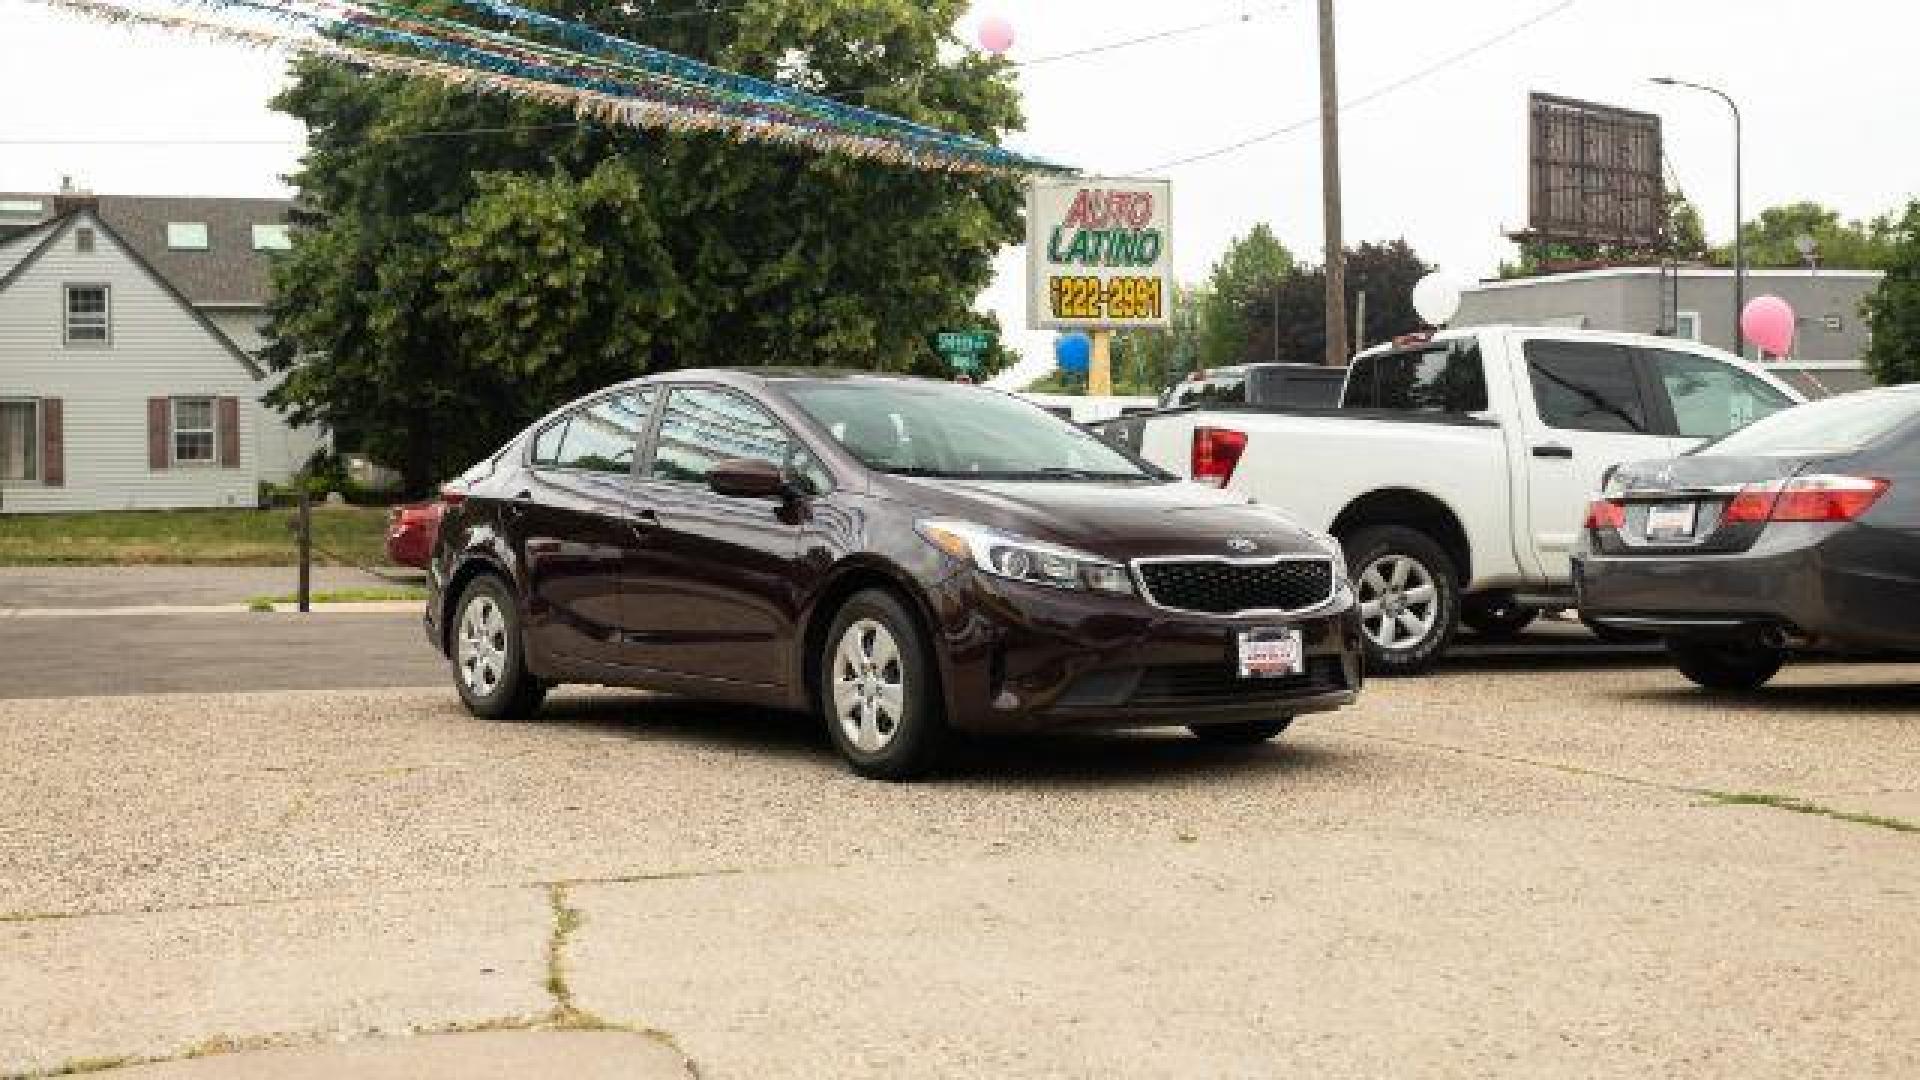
xmin=1573 ymin=524 xmax=1920 ymax=652
xmin=925 ymin=570 xmax=1365 ymax=732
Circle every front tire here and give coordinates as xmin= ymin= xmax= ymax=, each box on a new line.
xmin=1344 ymin=526 xmax=1459 ymax=677
xmin=451 ymin=575 xmax=546 ymax=720
xmin=1669 ymin=640 xmax=1785 ymax=691
xmin=1188 ymin=718 xmax=1293 ymax=745
xmin=819 ymin=590 xmax=946 ymax=781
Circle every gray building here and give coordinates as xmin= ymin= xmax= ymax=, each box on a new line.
xmin=1456 ymin=266 xmax=1879 ymax=397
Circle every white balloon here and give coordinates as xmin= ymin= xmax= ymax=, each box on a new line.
xmin=1412 ymin=273 xmax=1462 ymax=327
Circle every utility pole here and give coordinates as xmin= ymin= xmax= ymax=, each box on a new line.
xmin=1317 ymin=0 xmax=1348 ymax=366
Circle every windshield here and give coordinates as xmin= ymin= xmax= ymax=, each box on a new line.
xmin=1696 ymin=388 xmax=1917 ymax=457
xmin=781 ymin=379 xmax=1161 ymax=482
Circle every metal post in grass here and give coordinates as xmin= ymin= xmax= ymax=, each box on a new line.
xmin=296 ymin=486 xmax=312 ymax=614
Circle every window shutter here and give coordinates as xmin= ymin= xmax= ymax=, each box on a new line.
xmin=148 ymin=398 xmax=169 ymax=470
xmin=40 ymin=398 xmax=63 ymax=486
xmin=217 ymin=396 xmax=241 ymax=469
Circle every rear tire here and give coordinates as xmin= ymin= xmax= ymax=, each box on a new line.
xmin=1461 ymin=593 xmax=1539 ymax=639
xmin=1343 ymin=526 xmax=1459 ymax=677
xmin=1669 ymin=640 xmax=1785 ymax=691
xmin=451 ymin=575 xmax=547 ymax=720
xmin=1188 ymin=718 xmax=1293 ymax=745
xmin=819 ymin=590 xmax=947 ymax=782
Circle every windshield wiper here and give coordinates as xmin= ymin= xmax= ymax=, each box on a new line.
xmin=990 ymin=468 xmax=1152 ymax=482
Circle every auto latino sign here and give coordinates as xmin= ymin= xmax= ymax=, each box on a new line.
xmin=1026 ymin=178 xmax=1172 ymax=330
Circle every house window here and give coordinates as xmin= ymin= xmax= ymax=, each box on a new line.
xmin=0 ymin=400 xmax=39 ymax=482
xmin=171 ymin=397 xmax=216 ymax=465
xmin=0 ymin=199 xmax=43 ymax=218
xmin=251 ymin=223 xmax=291 ymax=251
xmin=166 ymin=221 xmax=209 ymax=250
xmin=75 ymin=226 xmax=95 ymax=253
xmin=1674 ymin=311 xmax=1702 ymax=342
xmin=64 ymin=284 xmax=110 ymax=344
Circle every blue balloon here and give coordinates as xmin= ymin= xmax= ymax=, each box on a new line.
xmin=1055 ymin=333 xmax=1092 ymax=374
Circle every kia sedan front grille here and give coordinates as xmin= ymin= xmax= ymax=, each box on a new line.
xmin=1133 ymin=556 xmax=1336 ymax=616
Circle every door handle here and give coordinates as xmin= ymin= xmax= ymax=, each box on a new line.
xmin=502 ymin=491 xmax=533 ymax=518
xmin=1532 ymin=444 xmax=1574 ymax=459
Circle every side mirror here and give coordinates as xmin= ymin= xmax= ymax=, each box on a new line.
xmin=707 ymin=457 xmax=791 ymax=500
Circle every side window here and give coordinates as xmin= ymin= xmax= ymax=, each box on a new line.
xmin=532 ymin=389 xmax=654 ymax=474
xmin=555 ymin=390 xmax=652 ymax=474
xmin=651 ymin=386 xmax=805 ymax=488
xmin=1346 ymin=342 xmax=1488 ymax=412
xmin=1525 ymin=341 xmax=1648 ymax=433
xmin=1644 ymin=349 xmax=1794 ymax=440
xmin=532 ymin=418 xmax=569 ymax=467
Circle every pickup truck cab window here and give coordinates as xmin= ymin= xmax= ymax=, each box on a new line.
xmin=1344 ymin=341 xmax=1487 ymax=413
xmin=1526 ymin=340 xmax=1649 ymax=433
xmin=1644 ymin=348 xmax=1793 ymax=440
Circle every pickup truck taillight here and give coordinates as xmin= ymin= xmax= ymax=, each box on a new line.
xmin=1191 ymin=427 xmax=1247 ymax=488
xmin=1583 ymin=498 xmax=1626 ymax=531
xmin=1723 ymin=475 xmax=1890 ymax=524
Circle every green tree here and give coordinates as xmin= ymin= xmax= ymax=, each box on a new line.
xmin=1197 ymin=224 xmax=1295 ymax=369
xmin=1863 ymin=200 xmax=1920 ymax=386
xmin=262 ymin=0 xmax=1025 ymax=493
xmin=1711 ymin=200 xmax=1897 ymax=269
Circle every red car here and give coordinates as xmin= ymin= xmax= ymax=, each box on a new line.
xmin=386 ymin=500 xmax=444 ymax=569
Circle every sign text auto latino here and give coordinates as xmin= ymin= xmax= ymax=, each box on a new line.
xmin=1027 ymin=178 xmax=1173 ymax=331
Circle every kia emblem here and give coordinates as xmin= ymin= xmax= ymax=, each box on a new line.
xmin=1226 ymin=537 xmax=1258 ymax=553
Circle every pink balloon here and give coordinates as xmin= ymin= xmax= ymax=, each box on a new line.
xmin=978 ymin=15 xmax=1015 ymax=54
xmin=1740 ymin=295 xmax=1796 ymax=358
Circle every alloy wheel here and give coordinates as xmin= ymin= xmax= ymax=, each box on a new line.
xmin=457 ymin=594 xmax=508 ymax=697
xmin=1357 ymin=554 xmax=1438 ymax=651
xmin=831 ymin=618 xmax=905 ymax=754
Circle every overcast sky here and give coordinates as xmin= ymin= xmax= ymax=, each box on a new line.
xmin=4 ymin=0 xmax=1915 ymax=388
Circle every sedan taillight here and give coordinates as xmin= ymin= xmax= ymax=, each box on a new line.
xmin=1583 ymin=498 xmax=1626 ymax=531
xmin=1191 ymin=427 xmax=1248 ymax=488
xmin=1723 ymin=474 xmax=1890 ymax=524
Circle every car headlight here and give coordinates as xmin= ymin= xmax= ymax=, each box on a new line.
xmin=1306 ymin=529 xmax=1349 ymax=583
xmin=916 ymin=520 xmax=1135 ymax=595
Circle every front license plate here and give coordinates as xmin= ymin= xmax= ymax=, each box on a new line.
xmin=1237 ymin=628 xmax=1304 ymax=679
xmin=1645 ymin=502 xmax=1698 ymax=541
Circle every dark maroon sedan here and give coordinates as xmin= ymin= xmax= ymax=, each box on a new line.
xmin=425 ymin=369 xmax=1363 ymax=780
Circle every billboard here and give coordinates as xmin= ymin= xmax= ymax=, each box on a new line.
xmin=1525 ymin=93 xmax=1664 ymax=248
xmin=1027 ymin=178 xmax=1173 ymax=330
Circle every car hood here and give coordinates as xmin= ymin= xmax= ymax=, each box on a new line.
xmin=875 ymin=477 xmax=1328 ymax=561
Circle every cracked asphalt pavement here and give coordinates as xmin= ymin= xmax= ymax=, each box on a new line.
xmin=1 ymin=609 xmax=1917 ymax=1077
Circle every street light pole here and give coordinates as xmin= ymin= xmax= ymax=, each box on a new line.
xmin=1652 ymin=76 xmax=1743 ymax=355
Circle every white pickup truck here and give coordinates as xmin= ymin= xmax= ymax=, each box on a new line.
xmin=1098 ymin=326 xmax=1805 ymax=674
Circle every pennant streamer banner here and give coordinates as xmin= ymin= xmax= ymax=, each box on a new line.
xmin=26 ymin=0 xmax=1068 ymax=176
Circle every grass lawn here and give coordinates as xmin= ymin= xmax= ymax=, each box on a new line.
xmin=0 ymin=506 xmax=395 ymax=567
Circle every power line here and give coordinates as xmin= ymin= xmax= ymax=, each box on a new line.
xmin=1138 ymin=0 xmax=1581 ymax=172
xmin=1012 ymin=3 xmax=1298 ymax=69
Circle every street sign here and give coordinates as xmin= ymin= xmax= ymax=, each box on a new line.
xmin=935 ymin=330 xmax=991 ymax=372
xmin=1026 ymin=177 xmax=1173 ymax=331
xmin=936 ymin=331 xmax=992 ymax=355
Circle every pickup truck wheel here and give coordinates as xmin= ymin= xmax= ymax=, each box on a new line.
xmin=1345 ymin=526 xmax=1458 ymax=677
xmin=1462 ymin=593 xmax=1538 ymax=639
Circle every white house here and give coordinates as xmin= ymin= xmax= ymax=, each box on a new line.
xmin=0 ymin=188 xmax=324 ymax=513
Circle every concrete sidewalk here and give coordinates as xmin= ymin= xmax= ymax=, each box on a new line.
xmin=0 ymin=566 xmax=423 ymax=611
